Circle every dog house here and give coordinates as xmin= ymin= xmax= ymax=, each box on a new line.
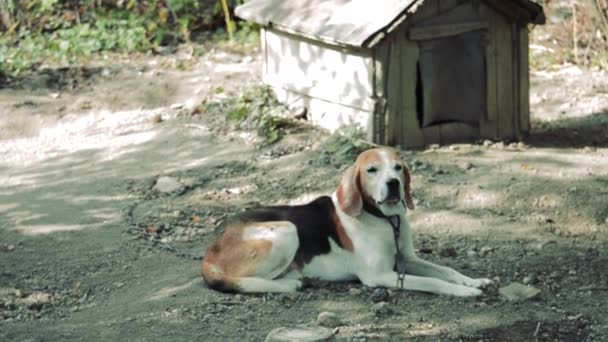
xmin=235 ymin=0 xmax=545 ymax=148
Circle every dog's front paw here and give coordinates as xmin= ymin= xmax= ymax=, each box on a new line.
xmin=277 ymin=278 xmax=302 ymax=292
xmin=465 ymin=278 xmax=493 ymax=289
xmin=451 ymin=285 xmax=483 ymax=297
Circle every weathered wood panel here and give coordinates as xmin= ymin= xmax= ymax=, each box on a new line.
xmin=494 ymin=10 xmax=515 ymax=139
xmin=399 ymin=34 xmax=425 ymax=148
xmin=440 ymin=122 xmax=479 ymax=144
xmin=264 ymin=29 xmax=375 ymax=111
xmin=410 ymin=0 xmax=441 ymax=145
xmin=373 ymin=42 xmax=389 ymax=144
xmin=409 ymin=21 xmax=488 ymax=40
xmin=379 ymin=39 xmax=397 ymax=146
xmin=519 ymin=27 xmax=530 ymax=134
xmin=479 ymin=3 xmax=498 ymax=140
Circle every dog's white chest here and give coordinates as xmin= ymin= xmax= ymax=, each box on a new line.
xmin=299 ymin=239 xmax=358 ymax=281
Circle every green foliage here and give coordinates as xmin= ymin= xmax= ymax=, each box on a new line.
xmin=320 ymin=125 xmax=373 ymax=166
xmin=224 ymin=85 xmax=288 ymax=145
xmin=0 ymin=0 xmax=259 ymax=77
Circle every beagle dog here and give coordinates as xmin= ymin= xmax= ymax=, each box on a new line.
xmin=201 ymin=148 xmax=491 ymax=296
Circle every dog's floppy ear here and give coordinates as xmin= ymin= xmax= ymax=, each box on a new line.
xmin=402 ymin=164 xmax=415 ymax=210
xmin=336 ymin=165 xmax=362 ymax=216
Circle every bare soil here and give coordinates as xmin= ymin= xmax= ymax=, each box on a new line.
xmin=1 ymin=43 xmax=608 ymax=341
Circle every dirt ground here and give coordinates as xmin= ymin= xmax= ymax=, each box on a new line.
xmin=1 ymin=39 xmax=608 ymax=341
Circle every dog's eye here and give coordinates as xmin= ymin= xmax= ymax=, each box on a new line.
xmin=394 ymin=164 xmax=403 ymax=171
xmin=367 ymin=166 xmax=377 ymax=174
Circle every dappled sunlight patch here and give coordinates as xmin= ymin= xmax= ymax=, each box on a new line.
xmin=6 ymin=210 xmax=46 ymax=225
xmin=530 ymin=193 xmax=563 ymax=209
xmin=410 ymin=210 xmax=486 ymax=235
xmin=59 ymin=194 xmax=131 ymax=205
xmin=86 ymin=207 xmax=122 ymax=223
xmin=12 ymin=223 xmax=99 ymax=235
xmin=148 ymin=278 xmax=198 ymax=301
xmin=457 ymin=189 xmax=499 ymax=209
xmin=0 ymin=203 xmax=19 ymax=213
xmin=0 ymin=107 xmax=163 ymax=167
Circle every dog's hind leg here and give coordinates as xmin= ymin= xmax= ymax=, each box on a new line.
xmin=201 ymin=221 xmax=301 ymax=293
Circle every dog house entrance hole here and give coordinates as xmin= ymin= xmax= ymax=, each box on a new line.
xmin=416 ymin=30 xmax=487 ymax=128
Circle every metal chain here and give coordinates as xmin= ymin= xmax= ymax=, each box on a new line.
xmin=387 ymin=215 xmax=406 ymax=289
xmin=123 ymin=200 xmax=203 ymax=261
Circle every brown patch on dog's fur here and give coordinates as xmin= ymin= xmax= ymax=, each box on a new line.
xmin=201 ymin=223 xmax=273 ymax=292
xmin=331 ymin=211 xmax=353 ymax=252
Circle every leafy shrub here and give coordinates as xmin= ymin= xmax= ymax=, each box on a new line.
xmin=0 ymin=0 xmax=256 ymax=77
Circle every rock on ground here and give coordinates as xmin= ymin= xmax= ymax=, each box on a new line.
xmin=265 ymin=326 xmax=335 ymax=342
xmin=499 ymin=282 xmax=541 ymax=302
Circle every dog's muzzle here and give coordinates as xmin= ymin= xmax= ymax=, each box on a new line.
xmin=381 ymin=178 xmax=401 ymax=204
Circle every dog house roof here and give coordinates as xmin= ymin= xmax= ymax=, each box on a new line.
xmin=235 ymin=0 xmax=545 ymax=48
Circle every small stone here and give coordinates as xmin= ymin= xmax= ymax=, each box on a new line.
xmin=153 ymin=176 xmax=183 ymax=193
xmin=522 ymin=273 xmax=537 ymax=285
xmin=459 ymin=162 xmax=474 ymax=171
xmin=516 ymin=142 xmax=527 ymax=149
xmin=371 ymin=302 xmax=393 ymax=316
xmin=370 ymin=288 xmax=389 ymax=303
xmin=567 ymin=314 xmax=583 ymax=321
xmin=152 ymin=113 xmax=163 ymax=124
xmin=479 ymin=246 xmax=493 ymax=256
xmin=265 ymin=326 xmax=334 ymax=342
xmin=499 ymin=282 xmax=540 ymax=301
xmin=0 ymin=244 xmax=15 ymax=252
xmin=467 ymin=250 xmax=477 ymax=257
xmin=549 ymin=271 xmax=560 ymax=279
xmin=17 ymin=291 xmax=51 ymax=309
xmin=492 ymin=142 xmax=505 ymax=149
xmin=348 ymin=288 xmax=362 ymax=296
xmin=604 ymin=217 xmax=608 ymax=225
xmin=315 ymin=311 xmax=343 ymax=328
xmin=482 ymin=140 xmax=493 ymax=147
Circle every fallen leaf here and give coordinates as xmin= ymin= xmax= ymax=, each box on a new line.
xmin=145 ymin=225 xmax=160 ymax=234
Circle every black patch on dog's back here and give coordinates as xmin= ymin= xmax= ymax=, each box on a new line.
xmin=231 ymin=196 xmax=345 ymax=267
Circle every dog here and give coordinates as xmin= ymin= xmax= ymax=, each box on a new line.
xmin=201 ymin=148 xmax=491 ymax=296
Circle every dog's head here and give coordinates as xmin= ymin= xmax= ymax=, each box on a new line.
xmin=336 ymin=148 xmax=415 ymax=217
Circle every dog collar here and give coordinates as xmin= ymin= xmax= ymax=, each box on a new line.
xmin=362 ymin=200 xmax=406 ymax=288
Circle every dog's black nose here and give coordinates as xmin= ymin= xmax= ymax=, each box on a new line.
xmin=387 ymin=178 xmax=400 ymax=195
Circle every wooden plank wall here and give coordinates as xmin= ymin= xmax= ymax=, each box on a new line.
xmin=495 ymin=12 xmax=515 ymax=139
xmin=387 ymin=0 xmax=487 ymax=148
xmin=519 ymin=26 xmax=530 ymax=135
xmin=412 ymin=0 xmax=441 ymax=146
xmin=479 ymin=3 xmax=498 ymax=139
xmin=399 ymin=36 xmax=425 ymax=148
xmin=436 ymin=0 xmax=479 ymax=144
xmin=382 ymin=0 xmax=528 ymax=147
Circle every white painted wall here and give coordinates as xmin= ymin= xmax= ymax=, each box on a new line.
xmin=262 ymin=28 xmax=376 ymax=132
